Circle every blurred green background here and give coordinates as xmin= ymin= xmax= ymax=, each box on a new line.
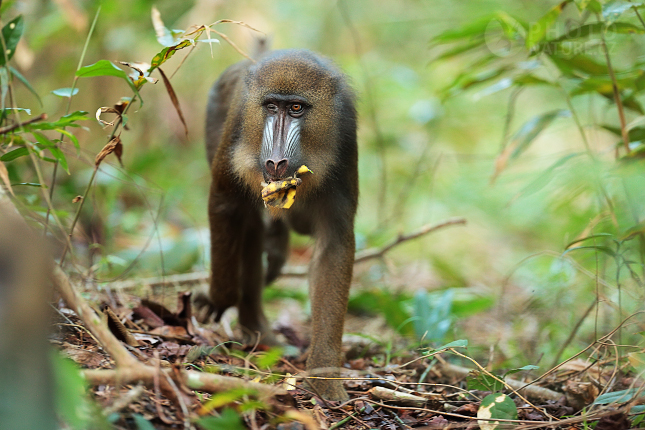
xmin=6 ymin=0 xmax=645 ymax=368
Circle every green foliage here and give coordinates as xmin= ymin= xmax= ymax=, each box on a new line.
xmin=593 ymin=387 xmax=644 ymax=404
xmin=433 ymin=0 xmax=645 ymax=358
xmin=0 ymin=15 xmax=23 ymax=66
xmin=348 ymin=288 xmax=415 ymax=335
xmin=195 ymin=408 xmax=245 ymax=430
xmin=477 ymin=393 xmax=518 ymax=430
xmin=52 ymin=353 xmax=110 ymax=430
xmin=413 ymin=289 xmax=453 ymax=343
xmin=52 ymin=87 xmax=79 ymax=97
xmin=467 ymin=371 xmax=505 ymax=392
xmin=133 ymin=415 xmax=157 ymax=430
xmin=76 ymin=60 xmax=142 ymax=102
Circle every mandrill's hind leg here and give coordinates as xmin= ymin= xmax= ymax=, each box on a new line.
xmin=237 ymin=208 xmax=278 ymax=345
xmin=264 ymin=217 xmax=290 ymax=286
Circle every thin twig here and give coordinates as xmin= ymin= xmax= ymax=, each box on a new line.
xmin=44 ymin=7 xmax=101 ymax=237
xmin=598 ymin=15 xmax=630 ymax=155
xmin=629 ymin=0 xmax=645 ymax=31
xmin=448 ymin=348 xmax=556 ymax=420
xmin=210 ymin=29 xmax=254 ymax=62
xmin=0 ymin=113 xmax=47 ymax=134
xmin=355 ymin=217 xmax=467 ymax=263
xmin=59 ymin=96 xmax=135 ymax=265
xmin=550 ymin=299 xmax=597 ymax=368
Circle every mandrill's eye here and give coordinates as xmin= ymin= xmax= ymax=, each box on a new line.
xmin=266 ymin=103 xmax=278 ymax=114
xmin=289 ymin=103 xmax=304 ymax=117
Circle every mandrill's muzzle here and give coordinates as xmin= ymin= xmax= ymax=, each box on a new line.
xmin=264 ymin=158 xmax=289 ymax=180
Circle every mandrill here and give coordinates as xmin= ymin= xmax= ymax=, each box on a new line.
xmin=204 ymin=49 xmax=358 ymax=401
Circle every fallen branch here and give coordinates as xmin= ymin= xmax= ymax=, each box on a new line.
xmin=367 ymin=386 xmax=427 ymax=407
xmin=52 ymin=265 xmax=286 ymax=400
xmin=435 ymin=361 xmax=563 ymax=402
xmin=83 ymin=367 xmax=285 ymax=401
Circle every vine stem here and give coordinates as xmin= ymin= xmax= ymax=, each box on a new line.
xmin=58 ymin=95 xmax=135 ymax=265
xmin=43 ymin=6 xmax=101 ymax=236
xmin=598 ymin=15 xmax=631 ymax=156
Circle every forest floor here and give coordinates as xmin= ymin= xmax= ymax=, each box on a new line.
xmin=52 ymin=272 xmax=640 ymax=430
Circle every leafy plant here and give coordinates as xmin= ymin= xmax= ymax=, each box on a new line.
xmin=433 ymin=0 xmax=645 ymax=344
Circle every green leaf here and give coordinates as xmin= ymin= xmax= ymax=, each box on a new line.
xmin=519 ymin=153 xmax=581 ymax=198
xmin=254 ymin=347 xmax=283 ymax=369
xmin=575 ymin=0 xmax=602 ymax=12
xmin=13 ymin=182 xmax=44 ymax=187
xmin=0 ymin=146 xmax=27 ymax=161
xmin=431 ymin=18 xmax=490 ymax=44
xmin=526 ymin=1 xmax=571 ymax=49
xmin=477 ymin=393 xmax=518 ymax=430
xmin=431 ymin=339 xmax=469 ymax=351
xmin=434 ymin=38 xmax=487 ymax=61
xmin=548 ymin=53 xmax=608 ymax=77
xmin=52 ymin=87 xmax=79 ymax=98
xmin=33 ymin=132 xmax=68 ymax=174
xmin=504 ymin=364 xmax=539 ymax=378
xmin=28 ymin=111 xmax=89 ymax=131
xmin=149 ymin=39 xmax=193 ymax=70
xmin=562 ymin=245 xmax=617 ymax=257
xmin=621 ymin=221 xmax=645 ymax=241
xmin=603 ymin=1 xmax=644 ymax=25
xmin=56 ymin=128 xmax=81 ymax=153
xmin=51 ymin=352 xmax=108 ymax=430
xmin=513 ymin=74 xmax=554 ymax=86
xmin=1 ymin=107 xmax=30 ymax=115
xmin=509 ymin=110 xmax=571 ymax=160
xmin=9 ymin=66 xmax=42 ymax=106
xmin=0 ymin=15 xmax=24 ymax=66
xmin=196 ymin=408 xmax=245 ymax=430
xmin=565 ymin=233 xmax=615 ymax=249
xmin=54 ymin=110 xmax=89 ymax=126
xmin=76 ymin=59 xmax=128 ymax=79
xmin=413 ymin=289 xmax=453 ymax=343
xmin=467 ymin=371 xmax=505 ymax=392
xmin=603 ymin=124 xmax=645 ymax=142
xmin=442 ymin=65 xmax=510 ymax=99
xmin=0 ymin=65 xmax=8 ymax=109
xmin=547 ymin=21 xmax=644 ymax=46
xmin=348 ymin=289 xmax=414 ymax=335
xmin=594 ymin=388 xmax=642 ymax=404
xmin=133 ymin=415 xmax=156 ymax=430
xmin=76 ymin=60 xmax=141 ymax=103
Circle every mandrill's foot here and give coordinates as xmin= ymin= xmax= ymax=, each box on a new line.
xmin=192 ymin=286 xmax=233 ymax=323
xmin=240 ymin=323 xmax=280 ymax=347
xmin=305 ymin=378 xmax=349 ymax=402
xmin=239 ymin=312 xmax=281 ymax=347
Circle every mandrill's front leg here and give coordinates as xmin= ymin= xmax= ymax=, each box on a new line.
xmin=305 ymin=212 xmax=355 ymax=401
xmin=208 ymin=185 xmax=276 ymax=345
xmin=207 ymin=187 xmax=244 ymax=320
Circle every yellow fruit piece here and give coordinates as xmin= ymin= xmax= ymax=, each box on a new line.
xmin=260 ymin=165 xmax=312 ymax=209
xmin=296 ymin=165 xmax=313 ymax=175
xmin=262 ymin=178 xmax=300 ymax=208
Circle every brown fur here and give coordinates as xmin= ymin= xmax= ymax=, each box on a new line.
xmin=205 ymin=50 xmax=358 ymax=400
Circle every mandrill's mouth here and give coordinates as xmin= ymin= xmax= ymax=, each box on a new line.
xmin=261 ymin=165 xmax=313 ymax=209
